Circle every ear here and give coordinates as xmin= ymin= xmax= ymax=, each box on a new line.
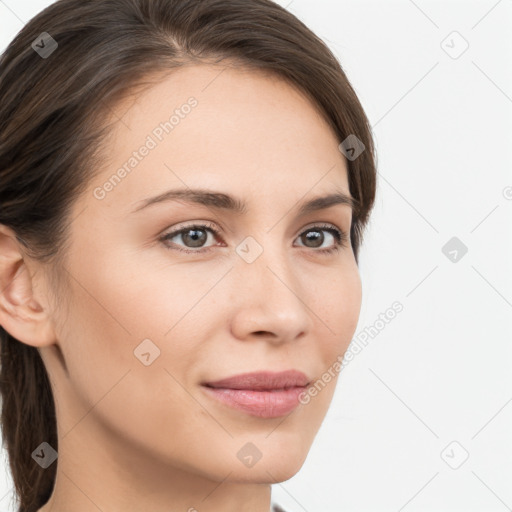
xmin=0 ymin=224 xmax=56 ymax=347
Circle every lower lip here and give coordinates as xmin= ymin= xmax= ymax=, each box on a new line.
xmin=201 ymin=385 xmax=306 ymax=418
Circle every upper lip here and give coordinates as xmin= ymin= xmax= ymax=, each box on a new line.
xmin=202 ymin=370 xmax=310 ymax=391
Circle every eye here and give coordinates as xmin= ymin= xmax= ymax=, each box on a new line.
xmin=159 ymin=221 xmax=222 ymax=254
xmin=295 ymin=223 xmax=349 ymax=255
xmin=159 ymin=221 xmax=349 ymax=255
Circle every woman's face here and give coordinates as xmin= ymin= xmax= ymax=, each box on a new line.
xmin=40 ymin=63 xmax=362 ymax=488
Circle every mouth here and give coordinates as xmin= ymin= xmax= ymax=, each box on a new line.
xmin=200 ymin=370 xmax=311 ymax=418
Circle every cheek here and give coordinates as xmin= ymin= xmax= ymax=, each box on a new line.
xmin=306 ymin=261 xmax=362 ymax=359
xmin=53 ymin=256 xmax=186 ymax=400
xmin=53 ymin=256 xmax=215 ymax=451
xmin=334 ymin=267 xmax=362 ymax=344
xmin=57 ymin=250 xmax=228 ymax=396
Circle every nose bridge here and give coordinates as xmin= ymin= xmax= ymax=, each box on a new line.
xmin=233 ymin=233 xmax=307 ymax=317
xmin=234 ymin=235 xmax=311 ymax=339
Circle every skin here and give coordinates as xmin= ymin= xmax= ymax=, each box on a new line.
xmin=0 ymin=62 xmax=362 ymax=512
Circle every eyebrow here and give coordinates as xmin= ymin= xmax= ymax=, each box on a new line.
xmin=130 ymin=188 xmax=358 ymax=216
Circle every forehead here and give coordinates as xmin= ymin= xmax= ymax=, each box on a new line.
xmin=80 ymin=62 xmax=350 ymax=216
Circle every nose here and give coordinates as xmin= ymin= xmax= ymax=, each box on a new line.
xmin=228 ymin=243 xmax=313 ymax=344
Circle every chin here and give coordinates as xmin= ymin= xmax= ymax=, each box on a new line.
xmin=225 ymin=450 xmax=309 ymax=484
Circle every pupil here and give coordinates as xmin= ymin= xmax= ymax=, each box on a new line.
xmin=184 ymin=229 xmax=207 ymax=247
xmin=304 ymin=230 xmax=323 ymax=248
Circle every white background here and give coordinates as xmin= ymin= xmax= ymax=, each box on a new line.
xmin=1 ymin=1 xmax=511 ymax=511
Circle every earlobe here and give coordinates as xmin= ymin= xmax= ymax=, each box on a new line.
xmin=0 ymin=225 xmax=56 ymax=348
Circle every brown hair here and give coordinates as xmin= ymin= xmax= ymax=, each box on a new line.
xmin=0 ymin=0 xmax=377 ymax=510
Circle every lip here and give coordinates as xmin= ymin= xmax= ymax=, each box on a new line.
xmin=201 ymin=370 xmax=310 ymax=418
xmin=203 ymin=370 xmax=310 ymax=391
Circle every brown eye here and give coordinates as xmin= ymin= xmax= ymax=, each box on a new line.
xmin=300 ymin=229 xmax=327 ymax=248
xmin=159 ymin=222 xmax=221 ymax=253
xmin=176 ymin=227 xmax=208 ymax=248
xmin=295 ymin=224 xmax=347 ymax=254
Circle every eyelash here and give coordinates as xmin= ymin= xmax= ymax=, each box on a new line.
xmin=158 ymin=221 xmax=349 ymax=256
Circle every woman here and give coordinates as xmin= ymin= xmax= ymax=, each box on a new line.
xmin=0 ymin=0 xmax=377 ymax=511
